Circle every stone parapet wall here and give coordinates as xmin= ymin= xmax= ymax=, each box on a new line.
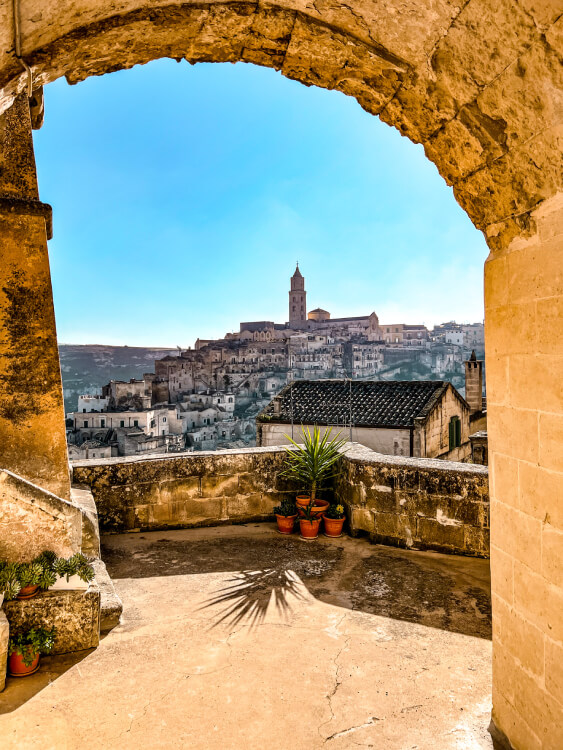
xmin=336 ymin=444 xmax=489 ymax=557
xmin=73 ymin=445 xmax=489 ymax=559
xmin=72 ymin=447 xmax=295 ymax=533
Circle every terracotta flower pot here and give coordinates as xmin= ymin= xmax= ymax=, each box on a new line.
xmin=16 ymin=584 xmax=39 ymax=600
xmin=8 ymin=650 xmax=40 ymax=677
xmin=276 ymin=514 xmax=297 ymax=535
xmin=299 ymin=517 xmax=321 ymax=540
xmin=296 ymin=497 xmax=329 ymax=517
xmin=323 ymin=515 xmax=345 ymax=538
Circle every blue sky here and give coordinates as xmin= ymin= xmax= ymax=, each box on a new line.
xmin=34 ymin=59 xmax=488 ymax=347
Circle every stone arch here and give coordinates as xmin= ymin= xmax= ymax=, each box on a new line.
xmin=0 ymin=1 xmax=561 ymax=246
xmin=0 ymin=2 xmax=562 ymax=748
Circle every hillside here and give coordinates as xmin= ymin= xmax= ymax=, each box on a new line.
xmin=59 ymin=344 xmax=177 ymax=414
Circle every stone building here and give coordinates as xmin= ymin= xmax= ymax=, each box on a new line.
xmin=257 ymin=379 xmax=471 ymax=461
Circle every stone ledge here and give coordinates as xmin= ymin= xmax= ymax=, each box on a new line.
xmin=342 ymin=443 xmax=489 ymax=476
xmin=71 ymin=485 xmax=100 ymax=557
xmin=92 ymin=559 xmax=122 ymax=633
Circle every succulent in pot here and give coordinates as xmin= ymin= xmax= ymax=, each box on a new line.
xmin=49 ymin=553 xmax=95 ymax=590
xmin=280 ymin=426 xmax=346 ymax=517
xmin=8 ymin=626 xmax=56 ymax=677
xmin=0 ymin=562 xmax=22 ymax=602
xmin=273 ymin=500 xmax=298 ymax=535
xmin=298 ymin=501 xmax=322 ymax=541
xmin=323 ymin=503 xmax=346 ymax=538
xmin=15 ymin=562 xmax=43 ymax=600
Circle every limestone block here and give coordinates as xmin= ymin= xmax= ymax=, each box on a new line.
xmin=225 ymin=493 xmax=264 ymax=518
xmin=201 ymin=474 xmax=239 ymax=498
xmin=416 ymin=517 xmax=465 ymax=552
xmin=3 ymin=585 xmax=100 ymax=655
xmin=349 ymin=507 xmax=374 ymax=535
xmin=463 ymin=526 xmax=490 ymax=557
xmin=0 ymin=608 xmax=8 ymax=692
xmin=372 ymin=511 xmax=417 ymax=546
xmin=158 ymin=477 xmax=201 ymax=503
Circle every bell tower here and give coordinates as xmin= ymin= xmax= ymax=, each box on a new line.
xmin=289 ymin=263 xmax=307 ymax=327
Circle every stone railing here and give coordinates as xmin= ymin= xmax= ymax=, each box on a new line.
xmin=337 ymin=444 xmax=489 ymax=557
xmin=72 ymin=443 xmax=489 ymax=557
xmin=72 ymin=447 xmax=295 ymax=532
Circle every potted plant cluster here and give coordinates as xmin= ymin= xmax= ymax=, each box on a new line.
xmin=8 ymin=626 xmax=56 ymax=677
xmin=278 ymin=426 xmax=347 ymax=540
xmin=0 ymin=551 xmax=95 ymax=602
xmin=273 ymin=500 xmax=298 ymax=535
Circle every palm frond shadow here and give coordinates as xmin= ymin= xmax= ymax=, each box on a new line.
xmin=198 ymin=567 xmax=308 ymax=631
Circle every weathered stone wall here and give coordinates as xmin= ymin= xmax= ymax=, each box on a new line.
xmin=73 ymin=445 xmax=489 ymax=561
xmin=417 ymin=385 xmax=471 ymax=461
xmin=72 ymin=447 xmax=296 ymax=532
xmin=0 ymin=95 xmax=71 ymax=500
xmin=486 ymin=191 xmax=563 ymax=747
xmin=0 ymin=469 xmax=82 ymax=562
xmin=336 ymin=444 xmax=489 ymax=557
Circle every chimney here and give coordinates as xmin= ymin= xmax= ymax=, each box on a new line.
xmin=465 ymin=350 xmax=483 ymax=414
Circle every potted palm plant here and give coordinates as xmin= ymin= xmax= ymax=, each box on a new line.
xmin=8 ymin=626 xmax=56 ymax=677
xmin=273 ymin=499 xmax=298 ymax=535
xmin=280 ymin=425 xmax=346 ymax=517
xmin=323 ymin=503 xmax=346 ymax=538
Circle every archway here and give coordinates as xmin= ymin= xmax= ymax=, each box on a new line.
xmin=0 ymin=2 xmax=561 ymax=747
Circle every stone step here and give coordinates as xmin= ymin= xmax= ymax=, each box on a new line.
xmin=92 ymin=558 xmax=122 ymax=633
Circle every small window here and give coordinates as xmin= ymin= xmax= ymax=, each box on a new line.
xmin=101 ymin=419 xmax=105 ymax=428
xmin=133 ymin=419 xmax=139 ymax=427
xmin=83 ymin=420 xmax=89 ymax=428
xmin=163 ymin=417 xmax=166 ymax=423
xmin=82 ymin=408 xmax=86 ymax=413
xmin=120 ymin=420 xmax=125 ymax=428
xmin=449 ymin=416 xmax=462 ymax=450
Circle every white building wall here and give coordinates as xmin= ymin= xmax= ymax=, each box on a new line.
xmin=258 ymin=422 xmax=411 ymax=456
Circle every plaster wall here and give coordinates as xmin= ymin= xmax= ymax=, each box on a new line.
xmin=258 ymin=421 xmax=412 ymax=456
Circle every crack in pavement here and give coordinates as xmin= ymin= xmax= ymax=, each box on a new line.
xmin=318 ymin=618 xmax=352 ymax=744
xmin=325 ymin=716 xmax=380 ymax=742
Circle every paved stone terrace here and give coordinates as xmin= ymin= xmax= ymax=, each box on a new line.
xmin=0 ymin=525 xmax=493 ymax=749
